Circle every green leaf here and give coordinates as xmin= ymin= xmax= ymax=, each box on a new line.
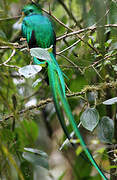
xmin=103 ymin=97 xmax=117 ymax=105
xmin=86 ymin=91 xmax=97 ymax=105
xmin=22 ymin=149 xmax=49 ymax=169
xmin=30 ymin=47 xmax=52 ymax=61
xmin=98 ymin=116 xmax=114 ymax=143
xmin=15 ymin=120 xmax=39 ymax=148
xmin=80 ymin=108 xmax=99 ymax=131
xmin=18 ymin=65 xmax=42 ymax=78
xmin=20 ymin=161 xmax=33 ymax=180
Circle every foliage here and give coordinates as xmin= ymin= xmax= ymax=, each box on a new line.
xmin=0 ymin=0 xmax=117 ymax=179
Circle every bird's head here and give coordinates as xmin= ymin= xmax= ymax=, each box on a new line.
xmin=22 ymin=3 xmax=42 ymax=16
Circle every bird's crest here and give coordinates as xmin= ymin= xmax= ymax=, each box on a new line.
xmin=22 ymin=3 xmax=42 ymax=16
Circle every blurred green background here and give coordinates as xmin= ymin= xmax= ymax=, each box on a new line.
xmin=0 ymin=0 xmax=117 ymax=179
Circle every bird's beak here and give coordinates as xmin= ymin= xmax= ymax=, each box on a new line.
xmin=22 ymin=12 xmax=24 ymax=16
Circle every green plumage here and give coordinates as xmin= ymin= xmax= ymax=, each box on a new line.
xmin=22 ymin=14 xmax=54 ymax=48
xmin=21 ymin=4 xmax=107 ymax=180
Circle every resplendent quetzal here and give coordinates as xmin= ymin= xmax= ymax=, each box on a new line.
xmin=21 ymin=3 xmax=107 ymax=180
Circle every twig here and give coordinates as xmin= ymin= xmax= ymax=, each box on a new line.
xmin=57 ymin=39 xmax=81 ymax=55
xmin=57 ymin=24 xmax=117 ymax=41
xmin=0 ymin=49 xmax=19 ymax=69
xmin=63 ymin=38 xmax=78 ymax=57
xmin=57 ymin=31 xmax=89 ymax=56
xmin=3 ymin=98 xmax=52 ymax=121
xmin=2 ymin=80 xmax=117 ymax=122
xmin=60 ymin=65 xmax=83 ymax=69
xmin=57 ymin=0 xmax=82 ymax=29
xmin=0 ymin=15 xmax=21 ymax=22
xmin=92 ymin=66 xmax=103 ymax=80
xmin=93 ymin=8 xmax=110 ymax=26
xmin=59 ymin=54 xmax=82 ymax=73
xmin=1 ymin=24 xmax=117 ymax=50
xmin=2 ymin=49 xmax=16 ymax=64
xmin=0 ymin=44 xmax=26 ymax=49
xmin=83 ymin=52 xmax=117 ymax=73
xmin=59 ymin=122 xmax=82 ymax=150
xmin=42 ymin=8 xmax=99 ymax=54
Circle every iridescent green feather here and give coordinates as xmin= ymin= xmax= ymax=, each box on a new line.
xmin=21 ymin=4 xmax=108 ymax=180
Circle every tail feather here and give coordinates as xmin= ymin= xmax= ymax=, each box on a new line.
xmin=57 ymin=80 xmax=107 ymax=180
xmin=50 ymin=53 xmax=66 ymax=97
xmin=33 ymin=53 xmax=107 ymax=180
xmin=48 ymin=61 xmax=73 ymax=144
xmin=47 ymin=54 xmax=108 ymax=180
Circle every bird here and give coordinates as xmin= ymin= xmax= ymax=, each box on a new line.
xmin=21 ymin=3 xmax=108 ymax=180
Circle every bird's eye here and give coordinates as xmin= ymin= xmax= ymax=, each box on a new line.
xmin=29 ymin=9 xmax=33 ymax=12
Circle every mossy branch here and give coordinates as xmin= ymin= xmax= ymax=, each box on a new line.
xmin=2 ymin=80 xmax=117 ymax=122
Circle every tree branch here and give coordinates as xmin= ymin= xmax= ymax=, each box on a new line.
xmin=0 ymin=16 xmax=21 ymax=22
xmin=0 ymin=49 xmax=19 ymax=69
xmin=2 ymin=80 xmax=117 ymax=122
xmin=57 ymin=0 xmax=82 ymax=29
xmin=57 ymin=24 xmax=117 ymax=41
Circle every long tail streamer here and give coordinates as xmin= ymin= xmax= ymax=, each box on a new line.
xmin=47 ymin=53 xmax=108 ymax=180
xmin=33 ymin=51 xmax=107 ymax=180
